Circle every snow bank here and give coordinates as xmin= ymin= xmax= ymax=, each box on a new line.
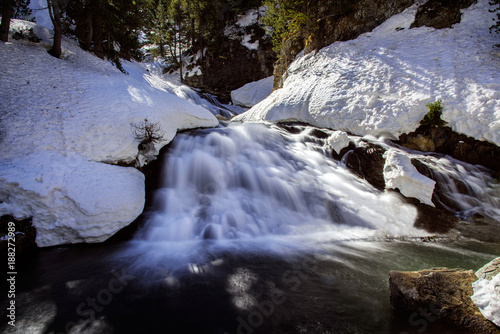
xmin=0 ymin=152 xmax=145 ymax=246
xmin=231 ymin=76 xmax=273 ymax=108
xmin=235 ymin=0 xmax=500 ymax=145
xmin=472 ymin=273 xmax=500 ymax=327
xmin=0 ymin=20 xmax=218 ymax=247
xmin=383 ymin=149 xmax=436 ymax=206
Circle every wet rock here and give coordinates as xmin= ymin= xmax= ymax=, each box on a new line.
xmin=403 ymin=134 xmax=436 ymax=152
xmin=399 ymin=125 xmax=500 ymax=178
xmin=389 ymin=268 xmax=500 ymax=334
xmin=276 ymin=122 xmax=308 ymax=134
xmin=410 ymin=0 xmax=477 ymax=30
xmin=216 ymin=114 xmax=229 ymax=121
xmin=345 ymin=142 xmax=386 ymax=190
xmin=309 ymin=128 xmax=330 ymax=139
xmin=453 ymin=216 xmax=500 ymax=243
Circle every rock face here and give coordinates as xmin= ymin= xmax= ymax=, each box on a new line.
xmin=399 ymin=125 xmax=500 ymax=178
xmin=410 ymin=0 xmax=478 ymax=29
xmin=184 ymin=22 xmax=276 ymax=99
xmin=476 ymin=258 xmax=500 ymax=281
xmin=389 ymin=268 xmax=500 ymax=333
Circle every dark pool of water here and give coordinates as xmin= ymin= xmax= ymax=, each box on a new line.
xmin=1 ymin=238 xmax=498 ymax=334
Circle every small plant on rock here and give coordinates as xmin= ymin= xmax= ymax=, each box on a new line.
xmin=130 ymin=118 xmax=165 ymax=145
xmin=420 ymin=100 xmax=447 ymax=127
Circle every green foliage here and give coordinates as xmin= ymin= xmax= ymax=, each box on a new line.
xmin=63 ymin=0 xmax=145 ymax=72
xmin=261 ymin=0 xmax=316 ymax=54
xmin=420 ymin=100 xmax=447 ymax=127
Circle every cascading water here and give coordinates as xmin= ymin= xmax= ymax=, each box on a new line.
xmin=126 ymin=122 xmax=500 ymax=272
xmin=136 ymin=124 xmax=419 ymax=243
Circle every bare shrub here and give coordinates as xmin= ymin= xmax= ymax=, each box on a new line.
xmin=130 ymin=119 xmax=165 ymax=144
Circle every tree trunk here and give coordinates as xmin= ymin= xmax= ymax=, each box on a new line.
xmin=159 ymin=40 xmax=165 ymax=58
xmin=80 ymin=9 xmax=93 ymax=51
xmin=179 ymin=40 xmax=183 ymax=82
xmin=0 ymin=1 xmax=14 ymax=42
xmin=47 ymin=0 xmax=62 ymax=58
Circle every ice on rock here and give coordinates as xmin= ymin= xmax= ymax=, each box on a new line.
xmin=383 ymin=150 xmax=436 ymax=206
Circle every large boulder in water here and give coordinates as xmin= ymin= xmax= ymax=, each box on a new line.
xmin=389 ymin=268 xmax=500 ymax=333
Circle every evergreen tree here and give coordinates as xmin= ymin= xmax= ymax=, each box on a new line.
xmin=63 ymin=0 xmax=144 ymax=71
xmin=261 ymin=0 xmax=317 ymax=54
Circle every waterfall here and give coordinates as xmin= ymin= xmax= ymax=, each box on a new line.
xmin=137 ymin=124 xmax=419 ymax=243
xmin=124 ymin=122 xmax=499 ymax=273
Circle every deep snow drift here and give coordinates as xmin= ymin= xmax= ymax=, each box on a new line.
xmin=231 ymin=76 xmax=274 ymax=108
xmin=0 ymin=20 xmax=218 ymax=247
xmin=235 ymin=0 xmax=500 ymax=145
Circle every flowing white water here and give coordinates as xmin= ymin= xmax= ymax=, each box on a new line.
xmin=136 ymin=123 xmax=421 ymax=244
xmin=123 ymin=123 xmax=499 ymax=274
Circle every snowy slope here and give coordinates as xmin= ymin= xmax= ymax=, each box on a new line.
xmin=0 ymin=20 xmax=218 ymax=247
xmin=235 ymin=0 xmax=500 ymax=145
xmin=231 ymin=76 xmax=273 ymax=108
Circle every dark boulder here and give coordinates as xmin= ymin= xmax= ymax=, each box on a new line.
xmin=410 ymin=0 xmax=478 ymax=29
xmin=345 ymin=142 xmax=387 ymax=190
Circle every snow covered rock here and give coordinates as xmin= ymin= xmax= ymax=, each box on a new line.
xmin=231 ymin=76 xmax=273 ymax=108
xmin=0 ymin=152 xmax=145 ymax=247
xmin=0 ymin=20 xmax=218 ymax=247
xmin=234 ymin=0 xmax=500 ymax=145
xmin=383 ymin=149 xmax=436 ymax=206
xmin=327 ymin=131 xmax=351 ymax=155
xmin=472 ymin=258 xmax=500 ymax=327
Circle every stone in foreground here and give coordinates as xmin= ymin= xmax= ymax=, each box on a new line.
xmin=389 ymin=268 xmax=500 ymax=333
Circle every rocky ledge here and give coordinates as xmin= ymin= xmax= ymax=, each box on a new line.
xmin=389 ymin=259 xmax=500 ymax=333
